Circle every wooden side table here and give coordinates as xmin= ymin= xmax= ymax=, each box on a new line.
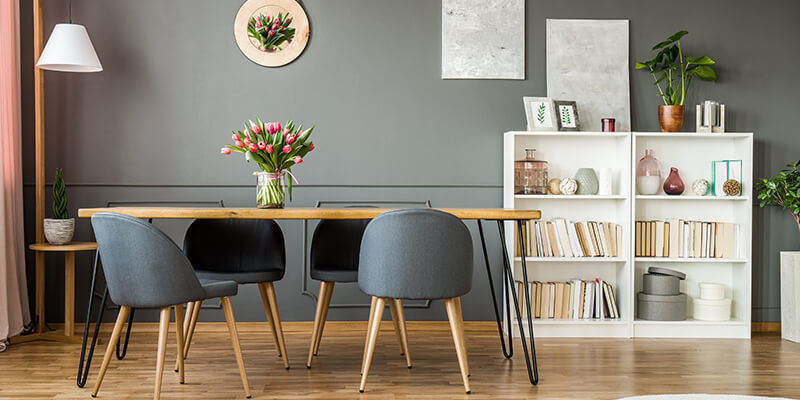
xmin=13 ymin=242 xmax=97 ymax=344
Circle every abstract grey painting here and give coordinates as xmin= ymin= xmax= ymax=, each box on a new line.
xmin=442 ymin=0 xmax=524 ymax=80
xmin=546 ymin=19 xmax=631 ymax=131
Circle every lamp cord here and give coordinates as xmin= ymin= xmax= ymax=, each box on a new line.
xmin=69 ymin=0 xmax=72 ymax=23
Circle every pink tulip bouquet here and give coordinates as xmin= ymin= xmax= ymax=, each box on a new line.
xmin=247 ymin=12 xmax=295 ymax=52
xmin=222 ymin=118 xmax=315 ymax=208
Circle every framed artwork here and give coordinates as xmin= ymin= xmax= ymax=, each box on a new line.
xmin=234 ymin=0 xmax=310 ymax=67
xmin=523 ymin=97 xmax=557 ymax=131
xmin=555 ymin=100 xmax=580 ymax=131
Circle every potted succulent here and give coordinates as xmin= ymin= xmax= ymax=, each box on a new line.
xmin=635 ymin=30 xmax=717 ymax=132
xmin=757 ymin=161 xmax=800 ymax=342
xmin=43 ymin=168 xmax=74 ymax=245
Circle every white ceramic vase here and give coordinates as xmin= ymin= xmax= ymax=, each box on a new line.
xmin=44 ymin=218 xmax=75 ymax=245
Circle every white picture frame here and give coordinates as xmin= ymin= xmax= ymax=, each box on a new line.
xmin=523 ymin=97 xmax=557 ymax=131
xmin=555 ymin=100 xmax=581 ymax=131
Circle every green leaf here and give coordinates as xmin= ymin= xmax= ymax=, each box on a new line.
xmin=651 ymin=39 xmax=673 ymax=50
xmin=691 ymin=65 xmax=717 ymax=81
xmin=686 ymin=56 xmax=715 ymax=65
xmin=668 ymin=30 xmax=689 ymax=42
xmin=634 ymin=62 xmax=649 ymax=70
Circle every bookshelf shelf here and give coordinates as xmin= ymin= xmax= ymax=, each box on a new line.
xmin=635 ymin=195 xmax=750 ymax=201
xmin=529 ymin=319 xmax=627 ymax=325
xmin=633 ymin=319 xmax=747 ymax=326
xmin=634 ymin=257 xmax=748 ymax=263
xmin=516 ymin=194 xmax=627 ymax=200
xmin=516 ymin=257 xmax=627 ymax=263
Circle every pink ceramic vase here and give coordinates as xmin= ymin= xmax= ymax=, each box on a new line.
xmin=663 ymin=167 xmax=685 ymax=195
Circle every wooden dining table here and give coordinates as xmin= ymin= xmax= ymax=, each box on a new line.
xmin=76 ymin=206 xmax=541 ymax=386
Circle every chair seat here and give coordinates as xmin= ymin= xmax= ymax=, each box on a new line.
xmin=310 ymin=266 xmax=358 ymax=283
xmin=197 ymin=269 xmax=284 ymax=285
xmin=199 ymin=278 xmax=239 ymax=299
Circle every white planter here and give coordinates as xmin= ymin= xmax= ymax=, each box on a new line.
xmin=43 ymin=218 xmax=75 ymax=245
xmin=780 ymin=251 xmax=800 ymax=342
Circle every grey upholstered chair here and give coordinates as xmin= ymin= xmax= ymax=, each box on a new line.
xmin=90 ymin=213 xmax=251 ymax=400
xmin=179 ymin=219 xmax=290 ymax=370
xmin=307 ymin=216 xmax=410 ymax=369
xmin=358 ymin=209 xmax=473 ymax=393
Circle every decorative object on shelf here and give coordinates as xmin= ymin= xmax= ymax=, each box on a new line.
xmin=547 ymin=19 xmax=631 ymax=132
xmin=514 ymin=149 xmax=548 ymax=194
xmin=601 ymin=118 xmax=616 ymax=132
xmin=547 ymin=178 xmax=562 ymax=195
xmin=723 ymin=179 xmax=741 ymax=196
xmin=43 ymin=169 xmax=74 ymax=245
xmin=442 ymin=0 xmax=524 ymax=79
xmin=554 ymin=100 xmax=580 ymax=131
xmin=597 ymin=168 xmax=613 ymax=195
xmin=559 ymin=178 xmax=578 ymax=195
xmin=663 ymin=167 xmax=685 ymax=195
xmin=693 ymin=282 xmax=731 ymax=321
xmin=222 ymin=117 xmax=315 ymax=208
xmin=234 ymin=0 xmax=310 ymax=67
xmin=638 ymin=266 xmax=687 ymax=321
xmin=691 ymin=179 xmax=710 ymax=196
xmin=757 ymin=160 xmax=800 ymax=233
xmin=712 ymin=160 xmax=743 ymax=196
xmin=635 ymin=30 xmax=717 ymax=132
xmin=780 ymin=252 xmax=800 ymax=342
xmin=574 ymin=168 xmax=599 ymax=195
xmin=523 ymin=97 xmax=557 ymax=131
xmin=696 ymin=100 xmax=726 ymax=133
xmin=636 ymin=149 xmax=662 ymax=195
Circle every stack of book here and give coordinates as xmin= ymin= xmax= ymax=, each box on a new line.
xmin=515 ymin=279 xmax=620 ymax=320
xmin=635 ymin=219 xmax=739 ymax=258
xmin=515 ymin=219 xmax=623 ymax=258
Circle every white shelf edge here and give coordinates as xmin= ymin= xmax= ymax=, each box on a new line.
xmin=634 ymin=257 xmax=747 ymax=263
xmin=634 ymin=132 xmax=753 ymax=138
xmin=515 ymin=194 xmax=627 ymax=200
xmin=505 ymin=131 xmax=630 ymax=137
xmin=516 ymin=257 xmax=627 ymax=263
xmin=635 ymin=195 xmax=750 ymax=201
xmin=522 ymin=319 xmax=628 ymax=325
xmin=633 ymin=319 xmax=747 ymax=326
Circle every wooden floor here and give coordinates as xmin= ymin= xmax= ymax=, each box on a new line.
xmin=2 ymin=322 xmax=800 ymax=399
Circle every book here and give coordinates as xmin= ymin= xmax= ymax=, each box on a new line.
xmin=554 ymin=219 xmax=574 ymax=258
xmin=668 ymin=218 xmax=680 ymax=258
xmin=554 ymin=283 xmax=564 ymax=319
xmin=655 ymin=220 xmax=665 ymax=259
xmin=568 ymin=222 xmax=584 ymax=257
xmin=546 ymin=222 xmax=561 ymax=257
xmin=615 ymin=224 xmax=623 ymax=257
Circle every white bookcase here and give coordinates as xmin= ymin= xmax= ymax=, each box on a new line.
xmin=502 ymin=131 xmax=753 ymax=339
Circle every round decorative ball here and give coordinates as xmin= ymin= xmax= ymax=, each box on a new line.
xmin=574 ymin=168 xmax=599 ymax=195
xmin=547 ymin=178 xmax=562 ymax=195
xmin=559 ymin=178 xmax=578 ymax=195
xmin=691 ymin=179 xmax=709 ymax=196
xmin=723 ymin=179 xmax=741 ymax=196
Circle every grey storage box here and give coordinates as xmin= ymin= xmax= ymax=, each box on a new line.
xmin=642 ymin=273 xmax=680 ymax=295
xmin=638 ymin=292 xmax=687 ymax=321
xmin=648 ymin=266 xmax=686 ymax=280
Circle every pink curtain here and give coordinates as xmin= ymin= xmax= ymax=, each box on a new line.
xmin=0 ymin=0 xmax=31 ymax=346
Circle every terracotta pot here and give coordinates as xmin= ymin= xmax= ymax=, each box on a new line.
xmin=658 ymin=105 xmax=684 ymax=132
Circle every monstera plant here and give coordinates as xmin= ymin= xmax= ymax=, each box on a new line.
xmin=758 ymin=161 xmax=800 ymax=234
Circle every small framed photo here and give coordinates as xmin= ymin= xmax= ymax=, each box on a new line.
xmin=554 ymin=100 xmax=580 ymax=131
xmin=523 ymin=97 xmax=557 ymax=131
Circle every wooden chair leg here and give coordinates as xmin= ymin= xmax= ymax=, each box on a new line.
xmin=174 ymin=302 xmax=193 ymax=372
xmin=262 ymin=282 xmax=290 ymax=369
xmin=153 ymin=307 xmax=171 ymax=400
xmin=258 ymin=282 xmax=282 ymax=360
xmin=173 ymin=304 xmax=185 ymax=384
xmin=181 ymin=301 xmax=201 ymax=361
xmin=313 ymin=282 xmax=334 ymax=356
xmin=454 ymin=297 xmax=469 ymax=377
xmin=221 ymin=296 xmax=252 ymax=398
xmin=307 ymin=281 xmax=334 ymax=368
xmin=359 ymin=296 xmax=385 ymax=393
xmin=445 ymin=298 xmax=471 ymax=394
xmin=91 ymin=305 xmax=131 ymax=398
xmin=361 ymin=296 xmax=378 ymax=375
xmin=391 ymin=298 xmax=412 ymax=368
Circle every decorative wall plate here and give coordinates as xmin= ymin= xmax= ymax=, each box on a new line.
xmin=234 ymin=0 xmax=310 ymax=67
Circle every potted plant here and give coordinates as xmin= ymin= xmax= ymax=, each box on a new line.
xmin=43 ymin=168 xmax=74 ymax=245
xmin=757 ymin=160 xmax=800 ymax=342
xmin=221 ymin=118 xmax=315 ymax=208
xmin=635 ymin=30 xmax=717 ymax=132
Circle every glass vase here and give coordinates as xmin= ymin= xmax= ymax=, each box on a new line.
xmin=514 ymin=149 xmax=548 ymax=194
xmin=636 ymin=149 xmax=662 ymax=195
xmin=663 ymin=167 xmax=685 ymax=195
xmin=255 ymin=171 xmax=285 ymax=209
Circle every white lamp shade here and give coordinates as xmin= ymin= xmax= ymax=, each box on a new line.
xmin=36 ymin=24 xmax=102 ymax=72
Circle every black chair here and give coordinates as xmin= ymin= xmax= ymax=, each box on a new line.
xmin=90 ymin=213 xmax=251 ymax=399
xmin=180 ymin=218 xmax=290 ymax=369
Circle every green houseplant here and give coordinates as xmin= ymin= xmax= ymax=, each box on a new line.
xmin=43 ymin=168 xmax=74 ymax=245
xmin=757 ymin=161 xmax=800 ymax=234
xmin=635 ymin=30 xmax=717 ymax=132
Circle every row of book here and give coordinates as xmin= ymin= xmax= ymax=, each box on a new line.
xmin=515 ymin=219 xmax=623 ymax=258
xmin=635 ymin=219 xmax=739 ymax=259
xmin=515 ymin=279 xmax=620 ymax=320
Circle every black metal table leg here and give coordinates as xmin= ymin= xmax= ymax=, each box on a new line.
xmin=477 ymin=220 xmax=513 ymax=359
xmin=77 ymin=252 xmax=108 ymax=388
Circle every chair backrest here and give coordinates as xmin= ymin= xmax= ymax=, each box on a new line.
xmin=183 ymin=219 xmax=286 ymax=274
xmin=91 ymin=212 xmax=207 ymax=308
xmin=358 ymin=209 xmax=473 ymax=300
xmin=310 ymin=207 xmax=375 ymax=274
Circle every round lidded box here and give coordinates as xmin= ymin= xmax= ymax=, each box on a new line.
xmin=693 ymin=297 xmax=731 ymax=321
xmin=642 ymin=273 xmax=680 ymax=295
xmin=638 ymin=292 xmax=687 ymax=321
xmin=699 ymin=282 xmax=725 ymax=300
xmin=648 ymin=266 xmax=686 ymax=280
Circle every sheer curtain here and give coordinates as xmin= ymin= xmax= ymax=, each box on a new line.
xmin=0 ymin=0 xmax=31 ymax=349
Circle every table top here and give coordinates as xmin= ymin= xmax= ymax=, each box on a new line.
xmin=77 ymin=207 xmax=541 ymax=221
xmin=29 ymin=242 xmax=97 ymax=252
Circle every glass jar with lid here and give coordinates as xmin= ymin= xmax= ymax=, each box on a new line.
xmin=514 ymin=148 xmax=548 ymax=194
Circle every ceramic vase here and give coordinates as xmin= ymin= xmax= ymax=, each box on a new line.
xmin=663 ymin=167 xmax=685 ymax=195
xmin=636 ymin=149 xmax=662 ymax=195
xmin=574 ymin=168 xmax=599 ymax=195
xmin=658 ymin=105 xmax=684 ymax=132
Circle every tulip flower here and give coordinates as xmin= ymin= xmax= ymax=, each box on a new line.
xmin=286 ymin=134 xmax=296 ymax=145
xmin=220 ymin=147 xmax=232 ymax=155
xmin=272 ymin=23 xmax=279 ymax=30
xmin=265 ymin=144 xmax=273 ymax=154
xmin=282 ymin=145 xmax=292 ymax=153
xmin=309 ymin=143 xmax=315 ymax=151
xmin=268 ymin=30 xmax=275 ymax=36
xmin=250 ymin=124 xmax=262 ymax=135
xmin=286 ymin=18 xmax=292 ymax=25
xmin=257 ymin=141 xmax=267 ymax=150
xmin=243 ymin=137 xmax=252 ymax=146
xmin=231 ymin=133 xmax=239 ymax=142
xmin=248 ymin=143 xmax=258 ymax=152
xmin=282 ymin=128 xmax=290 ymax=137
xmin=235 ymin=140 xmax=245 ymax=148
xmin=255 ymin=19 xmax=262 ymax=28
xmin=294 ymin=156 xmax=303 ymax=164
xmin=266 ymin=15 xmax=272 ymax=23
xmin=274 ymin=122 xmax=282 ymax=132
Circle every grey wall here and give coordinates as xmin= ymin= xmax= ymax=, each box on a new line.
xmin=18 ymin=0 xmax=800 ymax=324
